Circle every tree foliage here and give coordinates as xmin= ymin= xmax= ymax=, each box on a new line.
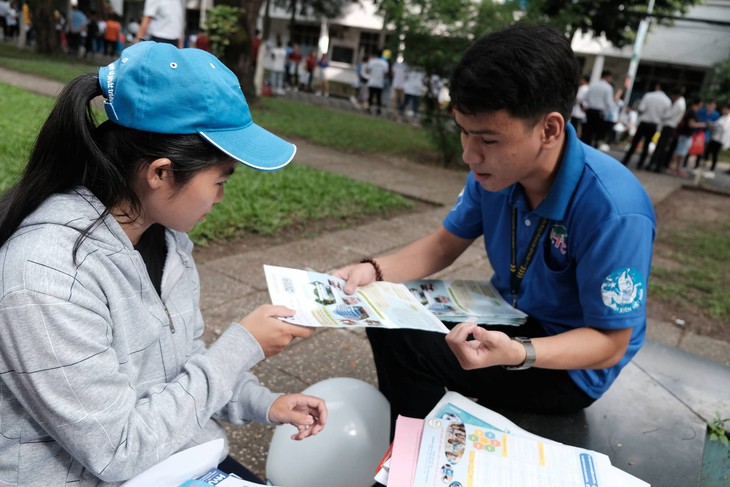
xmin=705 ymin=56 xmax=730 ymax=106
xmin=204 ymin=5 xmax=242 ymax=58
xmin=522 ymin=0 xmax=703 ymax=48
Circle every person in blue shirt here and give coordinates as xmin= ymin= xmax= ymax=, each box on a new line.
xmin=683 ymin=99 xmax=720 ymax=170
xmin=335 ymin=24 xmax=655 ymax=434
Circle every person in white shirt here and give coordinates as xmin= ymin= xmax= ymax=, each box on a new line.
xmin=621 ymin=83 xmax=672 ymax=168
xmin=135 ymin=0 xmax=184 ymax=47
xmin=400 ymin=65 xmax=425 ymax=123
xmin=389 ymin=60 xmax=407 ymax=117
xmin=647 ymin=87 xmax=686 ymax=172
xmin=268 ymin=40 xmax=287 ymax=95
xmin=580 ymin=70 xmax=614 ymax=148
xmin=570 ymin=75 xmax=590 ymax=137
xmin=366 ymin=50 xmax=390 ymax=115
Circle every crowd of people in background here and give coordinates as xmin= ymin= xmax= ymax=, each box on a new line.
xmin=4 ymin=4 xmax=726 ymax=156
xmin=1 ymin=0 xmax=188 ymax=58
xmin=0 ymin=0 xmax=29 ymax=45
xmin=260 ymin=39 xmax=450 ymax=126
xmin=571 ymin=70 xmax=730 ymax=178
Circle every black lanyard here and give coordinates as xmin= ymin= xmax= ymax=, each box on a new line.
xmin=510 ymin=207 xmax=548 ymax=307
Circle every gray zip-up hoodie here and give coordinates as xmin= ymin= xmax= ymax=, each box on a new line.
xmin=0 ymin=188 xmax=279 ymax=486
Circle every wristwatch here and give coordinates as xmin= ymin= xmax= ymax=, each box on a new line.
xmin=503 ymin=336 xmax=536 ymax=371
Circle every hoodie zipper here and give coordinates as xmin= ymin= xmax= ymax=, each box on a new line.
xmin=163 ymin=303 xmax=176 ymax=333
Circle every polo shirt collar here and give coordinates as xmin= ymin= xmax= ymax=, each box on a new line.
xmin=509 ymin=122 xmax=585 ymax=221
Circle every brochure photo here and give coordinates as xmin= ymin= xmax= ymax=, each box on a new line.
xmin=264 ymin=265 xmax=449 ymax=333
xmin=404 ymin=279 xmax=527 ymax=325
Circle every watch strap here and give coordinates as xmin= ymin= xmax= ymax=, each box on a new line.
xmin=503 ymin=336 xmax=536 ymax=371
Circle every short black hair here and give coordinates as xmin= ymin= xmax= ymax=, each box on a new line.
xmin=449 ymin=23 xmax=579 ymax=124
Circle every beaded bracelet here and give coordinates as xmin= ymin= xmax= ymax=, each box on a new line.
xmin=360 ymin=257 xmax=384 ymax=282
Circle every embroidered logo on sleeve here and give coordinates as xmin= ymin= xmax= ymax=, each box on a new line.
xmin=549 ymin=225 xmax=568 ymax=255
xmin=601 ymin=268 xmax=645 ymax=313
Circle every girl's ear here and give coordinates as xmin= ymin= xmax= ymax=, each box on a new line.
xmin=144 ymin=158 xmax=174 ymax=190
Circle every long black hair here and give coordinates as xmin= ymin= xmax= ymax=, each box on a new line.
xmin=0 ymin=73 xmax=228 ymax=252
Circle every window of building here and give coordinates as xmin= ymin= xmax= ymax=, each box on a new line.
xmin=359 ymin=31 xmax=380 ymax=58
xmin=331 ymin=45 xmax=355 ymax=64
xmin=291 ymin=23 xmax=321 ymax=51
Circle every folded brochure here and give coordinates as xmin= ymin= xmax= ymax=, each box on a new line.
xmin=265 ymin=265 xmax=527 ymax=332
xmin=264 ymin=265 xmax=449 ymax=333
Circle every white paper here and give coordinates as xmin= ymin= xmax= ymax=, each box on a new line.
xmin=413 ymin=417 xmax=616 ymax=487
xmin=120 ymin=439 xmax=224 ymax=487
xmin=264 ymin=265 xmax=449 ymax=333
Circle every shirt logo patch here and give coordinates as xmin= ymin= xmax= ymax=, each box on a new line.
xmin=601 ymin=268 xmax=645 ymax=313
xmin=549 ymin=225 xmax=568 ymax=255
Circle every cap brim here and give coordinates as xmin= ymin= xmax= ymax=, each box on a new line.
xmin=200 ymin=123 xmax=296 ymax=172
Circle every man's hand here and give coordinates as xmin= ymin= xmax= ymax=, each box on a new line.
xmin=445 ymin=322 xmax=525 ymax=369
xmin=332 ymin=262 xmax=378 ymax=295
xmin=269 ymin=393 xmax=328 ymax=440
xmin=239 ymin=305 xmax=313 ymax=357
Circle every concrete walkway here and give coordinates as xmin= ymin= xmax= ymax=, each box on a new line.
xmin=2 ymin=67 xmax=729 ymax=484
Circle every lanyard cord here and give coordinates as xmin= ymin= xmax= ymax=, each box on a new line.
xmin=510 ymin=207 xmax=549 ymax=307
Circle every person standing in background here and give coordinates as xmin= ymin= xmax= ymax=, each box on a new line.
xmin=67 ymin=5 xmax=88 ymax=55
xmin=705 ymin=103 xmax=730 ymax=174
xmin=647 ymin=87 xmax=686 ymax=173
xmin=581 ymin=70 xmax=614 ymax=148
xmin=570 ymin=75 xmax=590 ymax=138
xmin=135 ymin=0 xmax=184 ymax=48
xmin=389 ymin=58 xmax=407 ymax=119
xmin=684 ymin=99 xmax=719 ymax=170
xmin=621 ymin=83 xmax=671 ymax=169
xmin=316 ymin=53 xmax=329 ymax=97
xmin=103 ymin=13 xmax=122 ymax=56
xmin=366 ymin=49 xmax=390 ymax=116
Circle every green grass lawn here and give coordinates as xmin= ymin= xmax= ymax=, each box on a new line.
xmin=650 ymin=220 xmax=730 ymax=321
xmin=0 ymin=83 xmax=412 ymax=245
xmin=254 ymin=97 xmax=435 ymax=160
xmin=0 ymin=43 xmax=98 ymax=82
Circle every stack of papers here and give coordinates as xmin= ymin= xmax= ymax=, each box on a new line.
xmin=376 ymin=392 xmax=650 ymax=487
xmin=404 ymin=279 xmax=527 ymax=325
xmin=264 ymin=265 xmax=527 ymax=332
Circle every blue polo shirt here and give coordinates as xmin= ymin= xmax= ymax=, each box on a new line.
xmin=443 ymin=123 xmax=655 ymax=398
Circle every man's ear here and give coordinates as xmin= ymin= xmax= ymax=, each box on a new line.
xmin=541 ymin=112 xmax=565 ymax=148
xmin=144 ymin=158 xmax=174 ymax=190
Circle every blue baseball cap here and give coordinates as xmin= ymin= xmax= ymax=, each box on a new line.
xmin=98 ymin=42 xmax=295 ymax=171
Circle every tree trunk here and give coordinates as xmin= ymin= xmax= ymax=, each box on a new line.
xmin=217 ymin=0 xmax=264 ymax=100
xmin=31 ymin=0 xmax=59 ymax=54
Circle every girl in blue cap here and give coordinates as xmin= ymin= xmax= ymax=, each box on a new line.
xmin=0 ymin=42 xmax=326 ymax=485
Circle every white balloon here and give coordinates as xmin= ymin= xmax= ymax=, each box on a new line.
xmin=266 ymin=377 xmax=391 ymax=487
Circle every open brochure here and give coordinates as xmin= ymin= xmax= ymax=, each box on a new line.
xmin=403 ymin=279 xmax=527 ymax=325
xmin=376 ymin=392 xmax=650 ymax=487
xmin=264 ymin=265 xmax=449 ymax=333
xmin=264 ymin=265 xmax=528 ymax=332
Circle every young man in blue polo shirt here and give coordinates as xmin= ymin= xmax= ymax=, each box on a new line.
xmin=335 ymin=24 xmax=655 ymax=433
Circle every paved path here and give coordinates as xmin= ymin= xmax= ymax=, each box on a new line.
xmin=2 ymin=67 xmax=729 ymax=483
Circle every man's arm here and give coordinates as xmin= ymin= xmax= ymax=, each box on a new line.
xmin=135 ymin=15 xmax=151 ymax=42
xmin=336 ymin=225 xmax=474 ymax=293
xmin=446 ymin=323 xmax=632 ymax=370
